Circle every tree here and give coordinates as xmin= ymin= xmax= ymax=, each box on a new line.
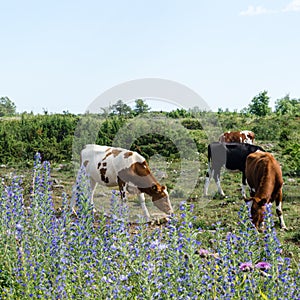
xmin=246 ymin=91 xmax=271 ymax=116
xmin=275 ymin=94 xmax=300 ymax=115
xmin=134 ymin=99 xmax=151 ymax=114
xmin=0 ymin=97 xmax=17 ymax=116
xmin=111 ymin=100 xmax=132 ymax=116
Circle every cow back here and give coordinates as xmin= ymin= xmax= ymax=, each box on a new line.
xmin=246 ymin=151 xmax=283 ymax=194
xmin=219 ymin=130 xmax=255 ymax=144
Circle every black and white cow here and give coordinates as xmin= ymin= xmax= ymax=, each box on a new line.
xmin=203 ymin=142 xmax=265 ymax=198
xmin=77 ymin=144 xmax=173 ymax=220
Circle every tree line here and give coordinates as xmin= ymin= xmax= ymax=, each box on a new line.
xmin=0 ymin=94 xmax=299 ymax=175
xmin=1 ymin=91 xmax=300 ymax=118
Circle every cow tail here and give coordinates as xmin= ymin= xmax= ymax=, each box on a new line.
xmin=207 ymin=146 xmax=212 ymax=170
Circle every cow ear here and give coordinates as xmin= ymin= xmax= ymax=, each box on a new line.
xmin=151 ymin=184 xmax=158 ymax=191
xmin=258 ymin=198 xmax=267 ymax=207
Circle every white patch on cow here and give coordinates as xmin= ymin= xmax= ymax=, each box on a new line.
xmin=276 ymin=202 xmax=282 ymax=212
xmin=239 ymin=137 xmax=243 ymax=143
xmin=279 ymin=216 xmax=287 ymax=229
xmin=241 ymin=130 xmax=249 ymax=135
xmin=137 ymin=193 xmax=150 ymax=221
xmin=203 ymin=177 xmax=210 ymax=196
xmin=276 ymin=202 xmax=287 ymax=229
xmin=204 ymin=169 xmax=214 ymax=196
xmin=216 ymin=179 xmax=225 ymax=197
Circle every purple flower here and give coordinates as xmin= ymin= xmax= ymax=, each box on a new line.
xmin=196 ymin=248 xmax=210 ymax=258
xmin=239 ymin=262 xmax=253 ymax=272
xmin=255 ymin=262 xmax=271 ymax=271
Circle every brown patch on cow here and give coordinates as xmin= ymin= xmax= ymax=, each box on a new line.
xmin=103 ymin=152 xmax=112 ymax=160
xmin=112 ymin=149 xmax=122 ymax=157
xmin=100 ymin=168 xmax=109 ymax=184
xmin=117 ymin=162 xmax=153 ymax=190
xmin=124 ymin=151 xmax=133 ymax=158
xmin=105 ymin=148 xmax=111 ymax=152
xmin=103 ymin=149 xmax=122 ymax=161
xmin=83 ymin=160 xmax=89 ymax=167
xmin=132 ymin=161 xmax=150 ymax=177
xmin=97 ymin=162 xmax=101 ymax=169
xmin=102 ymin=162 xmax=107 ymax=167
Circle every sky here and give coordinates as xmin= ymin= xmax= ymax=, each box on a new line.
xmin=1 ymin=0 xmax=300 ymax=114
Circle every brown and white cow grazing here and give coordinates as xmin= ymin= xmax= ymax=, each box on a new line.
xmin=245 ymin=151 xmax=286 ymax=230
xmin=79 ymin=144 xmax=173 ymax=220
xmin=219 ymin=130 xmax=255 ymax=144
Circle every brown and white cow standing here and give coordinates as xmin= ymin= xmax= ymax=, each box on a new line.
xmin=245 ymin=151 xmax=286 ymax=230
xmin=78 ymin=144 xmax=173 ymax=220
xmin=219 ymin=130 xmax=255 ymax=144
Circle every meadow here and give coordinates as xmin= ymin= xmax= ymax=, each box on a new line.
xmin=0 ymin=111 xmax=299 ymax=299
xmin=0 ymin=152 xmax=299 ymax=299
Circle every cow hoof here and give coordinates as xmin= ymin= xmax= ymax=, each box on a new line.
xmin=280 ymin=227 xmax=288 ymax=232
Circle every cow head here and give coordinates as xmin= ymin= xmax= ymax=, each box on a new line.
xmin=150 ymin=184 xmax=173 ymax=215
xmin=245 ymin=197 xmax=267 ymax=229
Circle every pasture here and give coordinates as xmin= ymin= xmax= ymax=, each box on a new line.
xmin=0 ymin=112 xmax=299 ymax=298
xmin=0 ymin=152 xmax=299 ymax=299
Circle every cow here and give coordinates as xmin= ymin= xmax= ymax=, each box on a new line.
xmin=77 ymin=144 xmax=173 ymax=220
xmin=203 ymin=142 xmax=265 ymax=198
xmin=219 ymin=130 xmax=255 ymax=144
xmin=245 ymin=151 xmax=286 ymax=230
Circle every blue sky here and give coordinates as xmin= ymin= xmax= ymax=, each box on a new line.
xmin=1 ymin=1 xmax=300 ymax=113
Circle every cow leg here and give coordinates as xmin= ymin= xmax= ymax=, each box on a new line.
xmin=241 ymin=173 xmax=247 ymax=199
xmin=275 ymin=190 xmax=287 ymax=229
xmin=117 ymin=177 xmax=127 ymax=201
xmin=137 ymin=193 xmax=151 ymax=222
xmin=216 ymin=177 xmax=225 ymax=197
xmin=213 ymin=169 xmax=225 ymax=197
xmin=90 ymin=178 xmax=97 ymax=204
xmin=203 ymin=169 xmax=212 ymax=196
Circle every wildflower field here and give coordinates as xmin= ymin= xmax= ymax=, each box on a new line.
xmin=0 ymin=154 xmax=299 ymax=299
